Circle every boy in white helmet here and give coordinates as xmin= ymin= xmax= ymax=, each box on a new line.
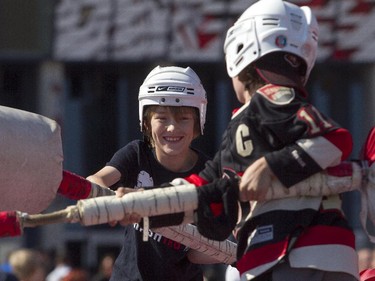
xmin=87 ymin=65 xmax=215 ymax=281
xmin=187 ymin=0 xmax=358 ymax=280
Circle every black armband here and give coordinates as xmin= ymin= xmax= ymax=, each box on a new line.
xmin=265 ymin=144 xmax=321 ymax=187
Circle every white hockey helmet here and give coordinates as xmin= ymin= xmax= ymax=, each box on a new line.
xmin=224 ymin=0 xmax=318 ymax=85
xmin=139 ymin=66 xmax=207 ymax=134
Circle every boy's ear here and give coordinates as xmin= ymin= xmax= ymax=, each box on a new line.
xmin=142 ymin=122 xmax=154 ymax=146
xmin=143 ymin=121 xmax=151 ymax=134
xmin=142 ymin=122 xmax=148 ymax=131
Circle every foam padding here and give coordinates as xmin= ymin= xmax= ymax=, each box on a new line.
xmin=0 ymin=106 xmax=63 ymax=213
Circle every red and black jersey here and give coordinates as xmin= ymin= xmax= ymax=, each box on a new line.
xmin=199 ymin=84 xmax=358 ymax=280
xmin=200 ymin=84 xmax=352 ymax=184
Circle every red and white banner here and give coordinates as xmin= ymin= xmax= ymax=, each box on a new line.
xmin=53 ymin=0 xmax=375 ymax=62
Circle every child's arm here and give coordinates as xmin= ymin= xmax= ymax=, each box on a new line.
xmin=238 ymin=156 xmax=274 ymax=202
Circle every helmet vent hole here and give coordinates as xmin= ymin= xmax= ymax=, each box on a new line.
xmin=262 ymin=17 xmax=279 ymax=26
xmin=161 ymin=98 xmax=166 ymax=102
xmin=237 ymin=44 xmax=244 ymax=54
xmin=175 ymin=98 xmax=180 ymax=103
xmin=235 ymin=57 xmax=244 ymax=67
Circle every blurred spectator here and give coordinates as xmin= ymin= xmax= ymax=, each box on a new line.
xmin=0 ymin=270 xmax=18 ymax=281
xmin=92 ymin=254 xmax=114 ymax=281
xmin=46 ymin=251 xmax=71 ymax=281
xmin=61 ymin=268 xmax=89 ymax=281
xmin=0 ymin=251 xmax=14 ymax=274
xmin=8 ymin=248 xmax=47 ymax=281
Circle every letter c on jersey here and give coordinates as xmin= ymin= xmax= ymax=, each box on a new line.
xmin=236 ymin=124 xmax=253 ymax=157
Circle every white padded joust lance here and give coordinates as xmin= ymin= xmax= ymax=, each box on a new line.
xmin=13 ymin=164 xmax=375 ymax=263
xmin=20 ymin=184 xmax=238 ymax=264
xmin=20 ymin=163 xmax=364 ymax=229
xmin=76 ymin=184 xmax=198 ymax=225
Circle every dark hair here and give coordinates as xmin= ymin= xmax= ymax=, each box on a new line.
xmin=238 ymin=63 xmax=265 ymax=92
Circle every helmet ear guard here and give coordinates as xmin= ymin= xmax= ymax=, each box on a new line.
xmin=224 ymin=0 xmax=319 ymax=85
xmin=138 ymin=66 xmax=207 ymax=134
